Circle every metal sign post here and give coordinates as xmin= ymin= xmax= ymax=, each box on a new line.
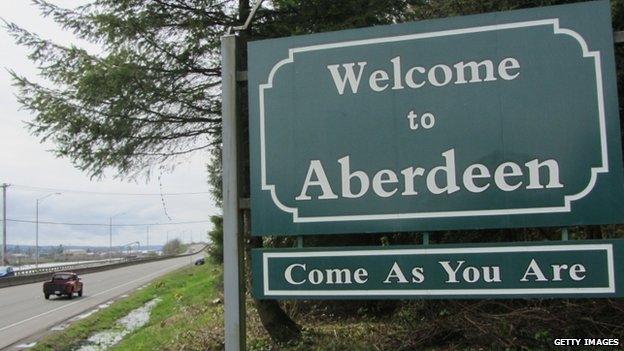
xmin=221 ymin=33 xmax=246 ymax=351
xmin=221 ymin=3 xmax=265 ymax=349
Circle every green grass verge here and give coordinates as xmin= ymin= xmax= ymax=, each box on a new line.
xmin=27 ymin=259 xmax=624 ymax=350
xmin=31 ymin=263 xmax=223 ymax=351
xmin=30 ymin=262 xmax=401 ymax=351
xmin=112 ymin=264 xmax=223 ymax=351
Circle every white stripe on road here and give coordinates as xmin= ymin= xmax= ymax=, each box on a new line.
xmin=0 ymin=263 xmax=181 ymax=333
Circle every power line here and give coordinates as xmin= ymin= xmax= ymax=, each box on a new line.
xmin=0 ymin=218 xmax=210 ymax=227
xmin=10 ymin=184 xmax=211 ymax=196
xmin=158 ymin=173 xmax=174 ymax=220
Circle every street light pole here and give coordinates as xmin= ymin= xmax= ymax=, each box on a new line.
xmin=35 ymin=192 xmax=60 ymax=268
xmin=1 ymin=183 xmax=9 ymax=265
xmin=36 ymin=199 xmax=38 ymax=266
xmin=109 ymin=216 xmax=112 ymax=262
xmin=109 ymin=212 xmax=126 ymax=262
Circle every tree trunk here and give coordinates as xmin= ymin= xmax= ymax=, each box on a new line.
xmin=245 ymin=227 xmax=301 ymax=342
xmin=586 ymin=225 xmax=603 ymax=239
xmin=254 ymin=299 xmax=301 ymax=342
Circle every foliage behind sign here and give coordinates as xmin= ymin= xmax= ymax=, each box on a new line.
xmin=249 ymin=1 xmax=624 ymax=236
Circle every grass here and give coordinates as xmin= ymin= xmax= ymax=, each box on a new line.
xmin=34 ymin=260 xmax=615 ymax=350
xmin=245 ymin=314 xmax=409 ymax=351
xmin=29 ymin=261 xmax=456 ymax=350
xmin=112 ymin=264 xmax=223 ymax=350
xmin=29 ymin=259 xmax=398 ymax=351
xmin=31 ymin=262 xmax=223 ymax=351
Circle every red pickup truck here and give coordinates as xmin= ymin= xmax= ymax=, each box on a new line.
xmin=43 ymin=272 xmax=84 ymax=299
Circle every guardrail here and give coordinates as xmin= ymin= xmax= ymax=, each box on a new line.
xmin=0 ymin=246 xmax=206 ymax=289
xmin=14 ymin=258 xmax=128 ymax=276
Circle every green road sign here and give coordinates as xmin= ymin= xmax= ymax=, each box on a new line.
xmin=252 ymin=240 xmax=624 ymax=299
xmin=249 ymin=1 xmax=624 ymax=236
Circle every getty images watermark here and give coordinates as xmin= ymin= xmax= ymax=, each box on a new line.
xmin=554 ymin=339 xmax=620 ymax=347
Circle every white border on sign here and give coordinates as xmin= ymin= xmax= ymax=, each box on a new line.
xmin=262 ymin=244 xmax=615 ymax=296
xmin=258 ymin=19 xmax=608 ymax=223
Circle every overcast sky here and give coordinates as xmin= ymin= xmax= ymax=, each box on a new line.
xmin=0 ymin=1 xmax=219 ymax=247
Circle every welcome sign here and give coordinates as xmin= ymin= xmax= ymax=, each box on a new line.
xmin=252 ymin=241 xmax=624 ymax=299
xmin=248 ymin=1 xmax=624 ymax=236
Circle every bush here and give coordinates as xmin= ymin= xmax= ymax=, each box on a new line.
xmin=207 ymin=216 xmax=223 ymax=264
xmin=162 ymin=239 xmax=185 ymax=255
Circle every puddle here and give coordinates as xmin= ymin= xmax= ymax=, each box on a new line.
xmin=78 ymin=331 xmax=124 ymax=351
xmin=14 ymin=342 xmax=37 ymax=350
xmin=117 ymin=299 xmax=158 ymax=330
xmin=97 ymin=301 xmax=113 ymax=310
xmin=51 ymin=323 xmax=69 ymax=331
xmin=75 ymin=298 xmax=161 ymax=351
xmin=72 ymin=309 xmax=99 ymax=321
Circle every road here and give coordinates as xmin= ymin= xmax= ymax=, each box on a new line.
xmin=0 ymin=253 xmax=202 ymax=349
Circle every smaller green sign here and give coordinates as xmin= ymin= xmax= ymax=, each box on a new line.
xmin=252 ymin=240 xmax=623 ymax=299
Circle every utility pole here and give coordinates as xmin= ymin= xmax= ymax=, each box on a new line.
xmin=109 ymin=212 xmax=126 ymax=262
xmin=36 ymin=200 xmax=39 ymax=266
xmin=1 ymin=183 xmax=8 ymax=265
xmin=109 ymin=216 xmax=112 ymax=262
xmin=146 ymin=225 xmax=150 ymax=251
xmin=35 ymin=192 xmax=60 ymax=268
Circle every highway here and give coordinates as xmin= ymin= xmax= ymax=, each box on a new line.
xmin=0 ymin=253 xmax=203 ymax=349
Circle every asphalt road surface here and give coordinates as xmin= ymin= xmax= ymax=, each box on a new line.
xmin=0 ymin=253 xmax=203 ymax=349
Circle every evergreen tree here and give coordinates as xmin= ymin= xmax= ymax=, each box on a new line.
xmin=206 ymin=215 xmax=223 ymax=263
xmin=6 ymin=0 xmax=233 ymax=178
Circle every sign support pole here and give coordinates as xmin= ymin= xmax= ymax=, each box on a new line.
xmin=222 ymin=34 xmax=246 ymax=351
xmin=422 ymin=232 xmax=430 ymax=245
xmin=561 ymin=228 xmax=569 ymax=241
xmin=297 ymin=236 xmax=303 ymax=248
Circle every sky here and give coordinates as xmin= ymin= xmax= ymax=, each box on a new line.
xmin=0 ymin=1 xmax=219 ymax=247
